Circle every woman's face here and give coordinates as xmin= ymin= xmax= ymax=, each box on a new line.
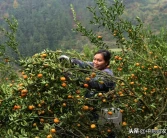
xmin=93 ymin=53 xmax=108 ymax=70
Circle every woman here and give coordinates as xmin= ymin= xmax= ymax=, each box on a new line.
xmin=59 ymin=49 xmax=116 ymax=97
xmin=59 ymin=49 xmax=116 ymax=138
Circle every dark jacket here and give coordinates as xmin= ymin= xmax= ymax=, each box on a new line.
xmin=71 ymin=59 xmax=116 ymax=97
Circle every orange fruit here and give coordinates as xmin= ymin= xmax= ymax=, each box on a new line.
xmin=40 ymin=118 xmax=44 ymax=123
xmin=102 ymin=99 xmax=106 ymax=102
xmin=47 ymin=134 xmax=52 ymax=138
xmin=118 ymin=91 xmax=123 ymax=95
xmin=33 ymin=123 xmax=37 ymax=127
xmin=143 ymin=87 xmax=147 ymax=91
xmin=91 ymin=72 xmax=96 ymax=78
xmin=62 ymin=103 xmax=66 ymax=107
xmin=13 ymin=105 xmax=21 ymax=110
xmin=41 ymin=53 xmax=47 ymax=58
xmin=19 ymin=83 xmax=24 ymax=86
xmin=76 ymin=90 xmax=80 ymax=94
xmin=120 ymin=110 xmax=124 ymax=113
xmin=119 ymin=93 xmax=124 ymax=96
xmin=135 ymin=63 xmax=140 ymax=66
xmin=21 ymin=71 xmax=25 ymax=75
xmin=98 ymin=92 xmax=103 ymax=97
xmin=90 ymin=124 xmax=96 ymax=129
xmin=75 ymin=95 xmax=80 ymax=99
xmin=97 ymin=35 xmax=102 ymax=39
xmin=82 ymin=105 xmax=89 ymax=111
xmin=130 ymin=82 xmax=134 ymax=85
xmin=21 ymin=89 xmax=28 ymax=94
xmin=21 ymin=93 xmax=27 ymax=97
xmin=134 ymin=99 xmax=138 ymax=103
xmin=77 ymin=123 xmax=81 ymax=127
xmin=85 ymin=77 xmax=91 ymax=81
xmin=60 ymin=77 xmax=66 ymax=81
xmin=23 ymin=75 xmax=28 ymax=79
xmin=114 ymin=55 xmax=119 ymax=60
xmin=61 ymin=82 xmax=67 ymax=87
xmin=117 ymin=67 xmax=122 ymax=71
xmin=141 ymin=65 xmax=145 ymax=69
xmin=28 ymin=105 xmax=35 ymax=110
xmin=108 ymin=111 xmax=113 ymax=115
xmin=83 ymin=83 xmax=89 ymax=88
xmin=153 ymin=65 xmax=158 ymax=69
xmin=37 ymin=73 xmax=43 ymax=78
xmin=118 ymin=57 xmax=122 ymax=60
xmin=131 ymin=74 xmax=135 ymax=78
xmin=41 ymin=100 xmax=45 ymax=104
xmin=54 ymin=118 xmax=60 ymax=124
xmin=41 ymin=110 xmax=45 ymax=114
xmin=89 ymin=107 xmax=94 ymax=111
xmin=107 ymin=129 xmax=112 ymax=133
xmin=122 ymin=121 xmax=127 ymax=126
xmin=50 ymin=128 xmax=56 ymax=133
xmin=67 ymin=95 xmax=72 ymax=99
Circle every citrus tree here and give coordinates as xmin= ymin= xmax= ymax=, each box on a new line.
xmin=0 ymin=16 xmax=20 ymax=82
xmin=0 ymin=48 xmax=118 ymax=138
xmin=71 ymin=0 xmax=167 ymax=137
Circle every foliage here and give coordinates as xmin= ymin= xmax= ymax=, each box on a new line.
xmin=0 ymin=16 xmax=20 ymax=82
xmin=1 ymin=0 xmax=167 ymax=57
xmin=0 ymin=48 xmax=117 ymax=138
xmin=71 ymin=0 xmax=167 ymax=137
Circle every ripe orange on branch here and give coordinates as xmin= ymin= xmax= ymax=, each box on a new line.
xmin=98 ymin=92 xmax=103 ymax=97
xmin=82 ymin=105 xmax=89 ymax=111
xmin=28 ymin=105 xmax=35 ymax=110
xmin=62 ymin=103 xmax=67 ymax=107
xmin=122 ymin=121 xmax=127 ymax=126
xmin=85 ymin=77 xmax=91 ymax=81
xmin=90 ymin=124 xmax=96 ymax=129
xmin=50 ymin=128 xmax=56 ymax=133
xmin=97 ymin=35 xmax=102 ymax=39
xmin=37 ymin=73 xmax=43 ymax=78
xmin=60 ymin=76 xmax=66 ymax=81
xmin=13 ymin=105 xmax=21 ymax=110
xmin=40 ymin=53 xmax=47 ymax=58
xmin=67 ymin=95 xmax=72 ymax=99
xmin=135 ymin=63 xmax=140 ymax=66
xmin=21 ymin=89 xmax=28 ymax=93
xmin=108 ymin=111 xmax=113 ymax=115
xmin=91 ymin=72 xmax=96 ymax=78
xmin=61 ymin=82 xmax=67 ymax=87
xmin=54 ymin=118 xmax=60 ymax=124
xmin=23 ymin=75 xmax=28 ymax=79
xmin=47 ymin=134 xmax=52 ymax=138
xmin=83 ymin=83 xmax=89 ymax=88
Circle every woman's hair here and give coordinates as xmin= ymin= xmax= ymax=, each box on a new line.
xmin=94 ymin=49 xmax=111 ymax=66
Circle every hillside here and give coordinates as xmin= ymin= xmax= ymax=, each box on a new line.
xmin=0 ymin=0 xmax=167 ymax=57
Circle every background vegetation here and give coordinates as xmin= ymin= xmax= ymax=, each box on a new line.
xmin=0 ymin=0 xmax=167 ymax=57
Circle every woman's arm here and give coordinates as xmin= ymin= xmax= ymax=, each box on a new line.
xmin=71 ymin=58 xmax=93 ymax=68
xmin=88 ymin=75 xmax=115 ymax=92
